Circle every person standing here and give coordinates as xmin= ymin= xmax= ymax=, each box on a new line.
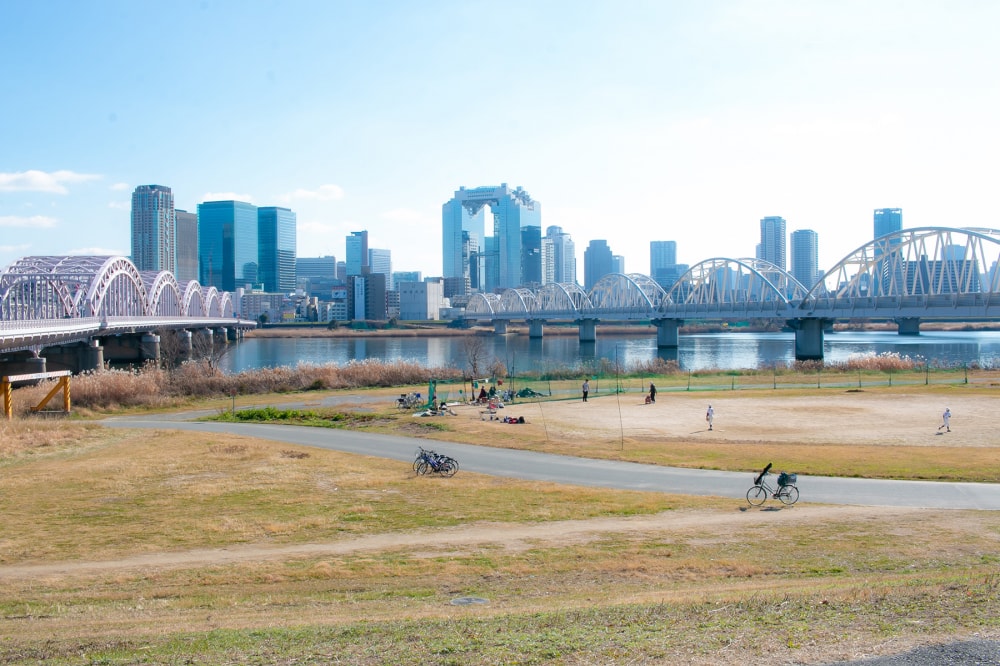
xmin=938 ymin=407 xmax=951 ymax=432
xmin=648 ymin=382 xmax=657 ymax=403
xmin=706 ymin=404 xmax=714 ymax=431
xmin=582 ymin=379 xmax=590 ymax=402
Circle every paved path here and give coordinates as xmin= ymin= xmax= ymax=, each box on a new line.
xmin=103 ymin=417 xmax=1000 ymax=510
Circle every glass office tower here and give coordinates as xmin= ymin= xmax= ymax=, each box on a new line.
xmin=584 ymin=239 xmax=614 ymax=291
xmin=442 ymin=184 xmax=540 ymax=290
xmin=131 ymin=185 xmax=175 ymax=273
xmin=258 ymin=206 xmax=297 ymax=293
xmin=874 ymin=208 xmax=902 ymax=239
xmin=198 ymin=200 xmax=259 ymax=291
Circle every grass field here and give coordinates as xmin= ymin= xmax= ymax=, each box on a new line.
xmin=0 ymin=383 xmax=998 ymax=664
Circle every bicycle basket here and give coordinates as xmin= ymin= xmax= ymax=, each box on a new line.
xmin=777 ymin=472 xmax=797 ymax=486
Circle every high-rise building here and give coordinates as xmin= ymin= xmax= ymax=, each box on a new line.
xmin=131 ymin=185 xmax=175 ymax=273
xmin=759 ymin=216 xmax=787 ymax=270
xmin=174 ymin=208 xmax=199 ymax=283
xmin=790 ymin=229 xmax=820 ymax=288
xmin=650 ymin=240 xmax=687 ymax=290
xmin=544 ymin=226 xmax=577 ymax=285
xmin=258 ymin=207 xmax=296 ymax=293
xmin=296 ymin=256 xmax=337 ymax=283
xmin=521 ymin=225 xmax=542 ymax=286
xmin=368 ymin=248 xmax=392 ymax=290
xmin=583 ymin=240 xmax=614 ymax=291
xmin=874 ymin=208 xmax=902 ymax=239
xmin=346 ymin=231 xmax=368 ymax=277
xmin=198 ymin=200 xmax=259 ymax=291
xmin=441 ymin=184 xmax=540 ymax=290
xmin=393 ymin=270 xmax=422 ymax=286
xmin=612 ymin=255 xmax=625 ymax=274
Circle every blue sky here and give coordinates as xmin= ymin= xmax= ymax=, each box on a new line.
xmin=2 ymin=0 xmax=999 ymax=279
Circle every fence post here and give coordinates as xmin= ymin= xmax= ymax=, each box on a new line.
xmin=964 ymin=364 xmax=968 ymax=384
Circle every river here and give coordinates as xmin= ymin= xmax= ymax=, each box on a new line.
xmin=219 ymin=330 xmax=1000 ymax=374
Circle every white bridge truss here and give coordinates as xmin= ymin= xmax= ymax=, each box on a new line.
xmin=0 ymin=255 xmax=247 ymax=352
xmin=465 ymin=228 xmax=1000 ymax=322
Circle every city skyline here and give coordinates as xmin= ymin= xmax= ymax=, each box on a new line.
xmin=3 ymin=2 xmax=999 ymax=278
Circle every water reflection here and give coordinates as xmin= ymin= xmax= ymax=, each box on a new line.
xmin=221 ymin=330 xmax=1000 ymax=374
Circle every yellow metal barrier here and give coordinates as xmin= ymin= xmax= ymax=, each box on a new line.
xmin=1 ymin=370 xmax=72 ymax=420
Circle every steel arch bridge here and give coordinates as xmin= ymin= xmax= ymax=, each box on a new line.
xmin=460 ymin=227 xmax=1000 ymax=358
xmin=0 ymin=255 xmax=251 ymax=353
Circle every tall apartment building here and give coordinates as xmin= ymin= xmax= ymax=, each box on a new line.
xmin=583 ymin=239 xmax=614 ymax=291
xmin=131 ymin=185 xmax=175 ymax=273
xmin=198 ymin=200 xmax=259 ymax=291
xmin=759 ymin=216 xmax=787 ymax=270
xmin=545 ymin=225 xmax=577 ymax=285
xmin=345 ymin=231 xmax=368 ymax=277
xmin=441 ymin=184 xmax=540 ymax=290
xmin=258 ymin=207 xmax=296 ymax=293
xmin=874 ymin=208 xmax=902 ymax=239
xmin=790 ymin=229 xmax=820 ymax=288
xmin=174 ymin=208 xmax=199 ymax=283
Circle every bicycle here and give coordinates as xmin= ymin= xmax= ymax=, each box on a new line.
xmin=746 ymin=462 xmax=799 ymax=506
xmin=396 ymin=392 xmax=423 ymax=410
xmin=413 ymin=446 xmax=458 ymax=477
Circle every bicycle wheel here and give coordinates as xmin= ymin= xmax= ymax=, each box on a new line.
xmin=415 ymin=461 xmax=430 ymax=475
xmin=438 ymin=461 xmax=458 ymax=477
xmin=746 ymin=485 xmax=767 ymax=506
xmin=778 ymin=485 xmax=799 ymax=505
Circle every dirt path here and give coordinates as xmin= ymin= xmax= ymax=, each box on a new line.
xmin=0 ymin=504 xmax=920 ymax=580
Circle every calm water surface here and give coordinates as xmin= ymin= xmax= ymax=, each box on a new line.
xmin=220 ymin=330 xmax=1000 ymax=374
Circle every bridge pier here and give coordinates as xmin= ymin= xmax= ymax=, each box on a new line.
xmin=492 ymin=320 xmax=508 ymax=335
xmin=789 ymin=318 xmax=828 ymax=360
xmin=101 ymin=333 xmax=161 ymax=366
xmin=652 ymin=318 xmax=682 ymax=348
xmin=896 ymin=317 xmax=921 ymax=336
xmin=41 ymin=340 xmax=104 ymax=373
xmin=0 ymin=352 xmax=47 ymax=379
xmin=577 ymin=318 xmax=598 ymax=343
xmin=527 ymin=319 xmax=545 ymax=339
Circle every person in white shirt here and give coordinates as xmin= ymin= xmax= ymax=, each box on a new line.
xmin=706 ymin=405 xmax=714 ymax=431
xmin=938 ymin=408 xmax=951 ymax=433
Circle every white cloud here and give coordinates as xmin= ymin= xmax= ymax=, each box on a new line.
xmin=202 ymin=192 xmax=255 ymax=204
xmin=0 ymin=243 xmax=31 ymax=253
xmin=298 ymin=220 xmax=338 ymax=233
xmin=278 ymin=184 xmax=345 ymax=203
xmin=66 ymin=247 xmax=127 ymax=256
xmin=381 ymin=208 xmax=425 ymax=223
xmin=0 ymin=215 xmax=58 ymax=228
xmin=109 ymin=182 xmax=131 ymax=191
xmin=108 ymin=201 xmax=130 ymax=210
xmin=0 ymin=170 xmax=101 ymax=194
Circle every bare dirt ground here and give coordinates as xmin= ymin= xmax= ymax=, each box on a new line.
xmin=413 ymin=384 xmax=1000 ymax=451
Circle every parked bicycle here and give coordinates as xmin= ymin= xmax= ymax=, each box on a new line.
xmin=413 ymin=446 xmax=458 ymax=477
xmin=746 ymin=462 xmax=799 ymax=506
xmin=396 ymin=392 xmax=423 ymax=410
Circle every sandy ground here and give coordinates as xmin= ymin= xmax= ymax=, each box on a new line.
xmin=438 ymin=386 xmax=999 ymax=448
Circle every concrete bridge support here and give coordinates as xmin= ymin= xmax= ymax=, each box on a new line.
xmin=577 ymin=318 xmax=598 ymax=343
xmin=0 ymin=352 xmax=46 ymax=378
xmin=41 ymin=340 xmax=104 ymax=373
xmin=493 ymin=320 xmax=508 ymax=335
xmin=193 ymin=328 xmax=215 ymax=355
xmin=101 ymin=333 xmax=161 ymax=365
xmin=653 ymin=319 xmax=681 ymax=348
xmin=896 ymin=317 xmax=921 ymax=336
xmin=528 ymin=320 xmax=545 ymax=339
xmin=790 ymin=318 xmax=828 ymax=360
